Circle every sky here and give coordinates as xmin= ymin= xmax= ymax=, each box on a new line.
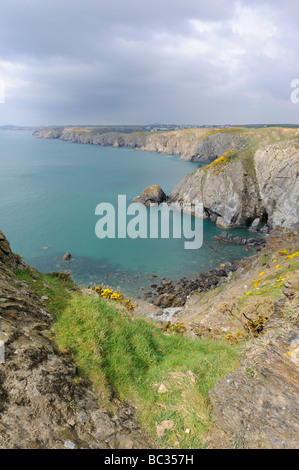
xmin=0 ymin=0 xmax=299 ymax=126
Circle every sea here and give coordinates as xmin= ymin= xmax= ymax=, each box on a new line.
xmin=0 ymin=130 xmax=257 ymax=296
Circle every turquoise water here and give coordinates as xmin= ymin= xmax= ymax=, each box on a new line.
xmin=0 ymin=130 xmax=257 ymax=296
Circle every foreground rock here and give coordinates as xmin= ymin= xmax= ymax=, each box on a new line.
xmin=209 ymin=328 xmax=299 ymax=449
xmin=133 ymin=185 xmax=167 ymax=206
xmin=0 ymin=231 xmax=150 ymax=449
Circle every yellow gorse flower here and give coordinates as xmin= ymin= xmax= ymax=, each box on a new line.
xmin=284 ymin=251 xmax=299 ymax=260
xmin=90 ymin=285 xmax=135 ymax=310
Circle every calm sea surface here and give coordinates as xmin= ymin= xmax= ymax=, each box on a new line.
xmin=0 ymin=130 xmax=256 ymax=296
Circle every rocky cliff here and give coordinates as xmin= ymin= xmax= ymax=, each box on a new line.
xmin=0 ymin=231 xmax=150 ymax=449
xmin=169 ymin=129 xmax=299 ymax=231
xmin=174 ymin=228 xmax=299 ymax=449
xmin=33 ymin=126 xmax=249 ymax=162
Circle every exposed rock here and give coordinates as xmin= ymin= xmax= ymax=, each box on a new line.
xmin=169 ymin=132 xmax=299 ymax=231
xmin=156 ymin=420 xmax=174 ymax=437
xmin=209 ymin=329 xmax=299 ymax=449
xmin=33 ymin=127 xmax=250 ymax=163
xmin=158 ymin=384 xmax=168 ymax=394
xmin=170 ymin=155 xmax=262 ymax=229
xmin=214 ymin=231 xmax=266 ymax=248
xmin=254 ymin=140 xmax=299 ymax=231
xmin=145 ymin=268 xmax=228 ymax=307
xmin=63 ymin=252 xmax=71 ymax=261
xmin=133 ymin=185 xmax=167 ymax=206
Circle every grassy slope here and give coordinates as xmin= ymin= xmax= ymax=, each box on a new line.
xmin=14 ymin=267 xmax=239 ymax=449
xmin=180 ymin=231 xmax=299 ymax=344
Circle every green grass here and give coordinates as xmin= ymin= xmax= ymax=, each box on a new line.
xmin=14 ymin=267 xmax=240 ymax=449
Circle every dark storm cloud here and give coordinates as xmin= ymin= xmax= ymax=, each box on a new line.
xmin=0 ymin=0 xmax=298 ymax=125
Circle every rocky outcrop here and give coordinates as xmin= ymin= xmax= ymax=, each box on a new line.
xmin=0 ymin=231 xmax=150 ymax=449
xmin=133 ymin=185 xmax=167 ymax=206
xmin=170 ymin=136 xmax=299 ymax=231
xmin=209 ymin=328 xmax=299 ymax=449
xmin=168 ymin=228 xmax=299 ymax=449
xmin=63 ymin=252 xmax=71 ymax=261
xmin=170 ymin=152 xmax=262 ymax=228
xmin=213 ymin=231 xmax=266 ymax=248
xmin=254 ymin=140 xmax=299 ymax=231
xmin=180 ymin=131 xmax=248 ymax=162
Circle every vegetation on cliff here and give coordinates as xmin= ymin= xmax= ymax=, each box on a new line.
xmin=170 ymin=127 xmax=299 ymax=231
xmin=14 ymin=265 xmax=239 ymax=449
xmin=1 ymin=220 xmax=298 ymax=449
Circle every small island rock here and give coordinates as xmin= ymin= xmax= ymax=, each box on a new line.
xmin=133 ymin=185 xmax=167 ymax=206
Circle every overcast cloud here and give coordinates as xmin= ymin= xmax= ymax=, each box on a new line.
xmin=0 ymin=0 xmax=299 ymax=126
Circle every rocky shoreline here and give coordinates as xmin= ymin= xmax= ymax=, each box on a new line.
xmin=143 ymin=267 xmax=229 ymax=308
xmin=213 ymin=231 xmax=267 ymax=248
xmin=141 ymin=254 xmax=247 ymax=311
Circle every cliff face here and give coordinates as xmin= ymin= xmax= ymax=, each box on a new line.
xmin=209 ymin=327 xmax=299 ymax=449
xmin=170 ymin=154 xmax=261 ymax=228
xmin=170 ymin=132 xmax=299 ymax=231
xmin=33 ymin=127 xmax=248 ymax=162
xmin=255 ymin=140 xmax=299 ymax=230
xmin=0 ymin=231 xmax=150 ymax=449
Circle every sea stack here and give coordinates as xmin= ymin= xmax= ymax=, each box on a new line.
xmin=133 ymin=185 xmax=167 ymax=206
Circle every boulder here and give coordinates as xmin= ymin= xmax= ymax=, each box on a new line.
xmin=134 ymin=185 xmax=167 ymax=206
